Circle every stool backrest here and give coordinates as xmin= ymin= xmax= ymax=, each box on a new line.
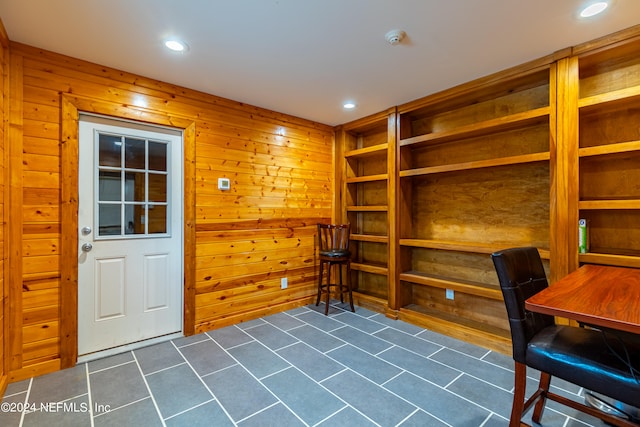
xmin=317 ymin=224 xmax=350 ymax=252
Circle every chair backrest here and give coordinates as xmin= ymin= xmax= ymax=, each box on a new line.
xmin=491 ymin=247 xmax=555 ymax=363
xmin=317 ymin=223 xmax=350 ymax=254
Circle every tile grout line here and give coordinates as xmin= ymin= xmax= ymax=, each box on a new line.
xmin=131 ymin=350 xmax=167 ymax=427
xmin=143 ymin=361 xmax=187 ymax=377
xmin=278 ymin=307 xmax=458 ymax=420
xmin=162 ymin=398 xmax=217 ymax=423
xmin=85 ymin=363 xmax=95 ymax=427
xmin=313 ymin=405 xmax=381 ymax=427
xmin=203 ymin=333 xmax=312 ymax=426
xmin=1 ymin=304 xmax=604 ymax=427
xmin=204 ymin=324 xmax=258 ymax=351
xmin=282 ymin=306 xmax=517 ymax=425
xmin=18 ymin=378 xmax=32 ymax=427
xmin=87 ymin=359 xmax=136 ymax=375
xmin=234 ymin=305 xmax=408 ymax=425
xmin=198 ymin=361 xmax=239 ymax=380
xmin=92 ymin=396 xmax=153 ymax=419
xmin=233 ymin=402 xmax=283 ymax=425
xmin=251 ymin=307 xmax=420 ymax=426
xmin=393 ymin=408 xmax=422 ymax=427
xmin=169 ymin=339 xmax=237 ymax=425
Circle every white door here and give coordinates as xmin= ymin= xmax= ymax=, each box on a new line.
xmin=78 ymin=115 xmax=183 ymax=358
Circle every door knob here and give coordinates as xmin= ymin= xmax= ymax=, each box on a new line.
xmin=81 ymin=226 xmax=92 ymax=236
xmin=81 ymin=243 xmax=93 ymax=252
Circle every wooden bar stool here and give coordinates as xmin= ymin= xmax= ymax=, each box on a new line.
xmin=316 ymin=223 xmax=354 ymax=315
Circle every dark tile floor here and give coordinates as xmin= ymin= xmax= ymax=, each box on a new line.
xmin=1 ymin=302 xmax=609 ymax=426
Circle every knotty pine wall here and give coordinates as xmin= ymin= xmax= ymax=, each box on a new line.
xmin=4 ymin=40 xmax=334 ymax=383
xmin=0 ymin=21 xmax=7 ymax=392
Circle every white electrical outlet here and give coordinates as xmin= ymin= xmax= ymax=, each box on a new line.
xmin=281 ymin=277 xmax=288 ymax=289
xmin=445 ymin=289 xmax=454 ymax=300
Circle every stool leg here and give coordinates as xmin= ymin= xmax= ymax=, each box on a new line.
xmin=338 ymin=263 xmax=344 ymax=303
xmin=532 ymin=372 xmax=551 ymax=423
xmin=346 ymin=260 xmax=354 ymax=312
xmin=316 ymin=261 xmax=323 ymax=307
xmin=325 ymin=262 xmax=331 ymax=315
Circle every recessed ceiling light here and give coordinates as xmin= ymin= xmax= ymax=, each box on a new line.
xmin=164 ymin=39 xmax=188 ymax=52
xmin=580 ymin=1 xmax=609 ymax=17
xmin=343 ymin=102 xmax=356 ymax=109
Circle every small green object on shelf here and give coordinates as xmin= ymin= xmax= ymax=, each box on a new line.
xmin=579 ymin=219 xmax=589 ymax=254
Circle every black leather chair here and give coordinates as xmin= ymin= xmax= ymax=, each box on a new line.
xmin=316 ymin=223 xmax=354 ymax=315
xmin=491 ymin=247 xmax=640 ymax=427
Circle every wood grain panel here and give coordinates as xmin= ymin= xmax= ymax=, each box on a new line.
xmin=580 ymin=152 xmax=640 ymax=200
xmin=578 ymin=38 xmax=640 ymax=98
xmin=409 ymin=80 xmax=549 ymax=136
xmin=196 ymin=254 xmax=314 ymax=284
xmin=409 ymin=284 xmax=509 ymax=331
xmin=196 ymin=246 xmax=315 ymax=270
xmin=353 ymin=272 xmax=388 ymax=299
xmin=196 ymin=235 xmax=314 ymax=256
xmin=409 ymin=124 xmax=549 ymax=169
xmin=23 ymin=306 xmax=59 ymax=326
xmin=0 ymin=17 xmax=7 ymax=394
xmin=8 ymin=51 xmax=24 ymax=374
xmin=195 ymin=284 xmax=317 ymax=325
xmin=579 ymin=107 xmax=640 ymax=149
xmin=22 ymin=136 xmax=60 ymax=157
xmin=5 ymin=41 xmax=333 ymax=381
xmin=195 ymin=265 xmax=314 ymax=294
xmin=410 ymin=163 xmax=550 ymax=247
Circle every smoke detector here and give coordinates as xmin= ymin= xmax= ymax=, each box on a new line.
xmin=385 ymin=30 xmax=406 ymax=46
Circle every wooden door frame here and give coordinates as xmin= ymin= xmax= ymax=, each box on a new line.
xmin=60 ymin=94 xmax=196 ymax=368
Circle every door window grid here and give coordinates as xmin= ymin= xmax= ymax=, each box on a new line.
xmin=95 ymin=131 xmax=170 ymax=238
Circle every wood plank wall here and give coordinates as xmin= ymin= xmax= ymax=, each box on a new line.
xmin=4 ymin=41 xmax=334 ymax=382
xmin=0 ymin=19 xmax=7 ymax=392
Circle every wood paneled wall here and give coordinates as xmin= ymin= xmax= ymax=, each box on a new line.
xmin=0 ymin=19 xmax=7 ymax=392
xmin=4 ymin=41 xmax=334 ymax=382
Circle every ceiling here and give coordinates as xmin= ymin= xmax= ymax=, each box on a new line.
xmin=1 ymin=1 xmax=640 ymax=126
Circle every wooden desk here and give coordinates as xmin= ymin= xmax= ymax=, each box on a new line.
xmin=525 ymin=264 xmax=640 ymax=335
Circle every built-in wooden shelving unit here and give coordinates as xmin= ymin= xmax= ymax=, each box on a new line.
xmin=336 ymin=108 xmax=396 ymax=313
xmin=334 ymin=25 xmax=640 ymax=354
xmin=392 ymin=66 xmax=552 ymax=353
xmin=574 ymin=34 xmax=640 ymax=269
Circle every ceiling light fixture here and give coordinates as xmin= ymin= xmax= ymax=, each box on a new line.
xmin=343 ymin=102 xmax=356 ymax=109
xmin=164 ymin=39 xmax=189 ymax=52
xmin=580 ymin=1 xmax=609 ymax=17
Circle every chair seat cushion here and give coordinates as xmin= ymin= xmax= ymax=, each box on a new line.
xmin=527 ymin=325 xmax=640 ymax=408
xmin=319 ymin=249 xmax=350 ymax=258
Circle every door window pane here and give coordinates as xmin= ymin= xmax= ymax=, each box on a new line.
xmin=125 ymin=204 xmax=145 ymax=235
xmin=98 ymin=134 xmax=122 ymax=167
xmin=148 ymin=205 xmax=167 ymax=234
xmin=98 ymin=171 xmax=121 ymax=202
xmin=148 ymin=173 xmax=167 ymax=202
xmin=98 ymin=204 xmax=121 ymax=235
xmin=96 ymin=131 xmax=170 ymax=238
xmin=125 ymin=138 xmax=146 ymax=169
xmin=148 ymin=141 xmax=167 ymax=171
xmin=125 ymin=172 xmax=146 ymax=202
